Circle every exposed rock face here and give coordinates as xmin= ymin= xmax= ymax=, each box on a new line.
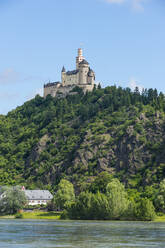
xmin=25 ymin=110 xmax=165 ymax=187
xmin=25 ymin=134 xmax=49 ymax=166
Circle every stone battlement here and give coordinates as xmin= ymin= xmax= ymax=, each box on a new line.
xmin=44 ymin=82 xmax=60 ymax=88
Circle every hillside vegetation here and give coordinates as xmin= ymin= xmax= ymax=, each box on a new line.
xmin=0 ymin=85 xmax=165 ymax=197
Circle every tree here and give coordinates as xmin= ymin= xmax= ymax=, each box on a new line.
xmin=106 ymin=179 xmax=129 ymax=219
xmin=97 ymin=83 xmax=101 ymax=89
xmin=90 ymin=172 xmax=113 ymax=193
xmin=67 ymin=191 xmax=109 ymax=220
xmin=154 ymin=179 xmax=165 ymax=213
xmin=72 ymin=191 xmax=93 ymax=219
xmin=136 ymin=198 xmax=156 ymax=221
xmin=54 ymin=179 xmax=75 ymax=210
xmin=0 ymin=186 xmax=27 ymax=214
xmin=90 ymin=192 xmax=109 ymax=220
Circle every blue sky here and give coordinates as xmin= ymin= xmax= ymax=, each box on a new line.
xmin=0 ymin=0 xmax=165 ymax=114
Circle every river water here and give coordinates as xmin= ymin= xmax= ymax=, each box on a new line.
xmin=0 ymin=220 xmax=165 ymax=248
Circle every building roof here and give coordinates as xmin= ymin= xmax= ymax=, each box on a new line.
xmin=44 ymin=82 xmax=61 ymax=88
xmin=88 ymin=68 xmax=95 ymax=76
xmin=79 ymin=59 xmax=89 ymax=65
xmin=62 ymin=66 xmax=66 ymax=72
xmin=66 ymin=69 xmax=79 ymax=75
xmin=25 ymin=190 xmax=53 ymax=200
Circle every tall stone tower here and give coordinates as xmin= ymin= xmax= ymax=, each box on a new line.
xmin=79 ymin=59 xmax=89 ymax=85
xmin=61 ymin=66 xmax=66 ymax=85
xmin=76 ymin=48 xmax=84 ymax=69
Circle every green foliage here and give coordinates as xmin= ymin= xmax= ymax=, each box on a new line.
xmin=66 ymin=179 xmax=156 ymax=221
xmin=0 ymin=186 xmax=27 ymax=214
xmin=106 ymin=179 xmax=129 ymax=219
xmin=135 ymin=198 xmax=156 ymax=221
xmin=154 ymin=179 xmax=165 ymax=213
xmin=54 ymin=179 xmax=75 ymax=209
xmin=69 ymin=191 xmax=93 ymax=219
xmin=0 ymin=86 xmax=165 ymax=198
xmin=89 ymin=172 xmax=113 ymax=193
xmin=15 ymin=212 xmax=23 ymax=218
xmin=67 ymin=191 xmax=109 ymax=220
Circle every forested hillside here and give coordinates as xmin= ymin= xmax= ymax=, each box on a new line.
xmin=0 ymin=85 xmax=165 ymax=195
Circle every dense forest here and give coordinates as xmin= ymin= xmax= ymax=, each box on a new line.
xmin=0 ymin=85 xmax=165 ymax=215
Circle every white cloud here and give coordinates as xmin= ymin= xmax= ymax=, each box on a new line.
xmin=0 ymin=68 xmax=44 ymax=85
xmin=132 ymin=0 xmax=144 ymax=11
xmin=105 ymin=0 xmax=125 ymax=3
xmin=26 ymin=87 xmax=43 ymax=101
xmin=0 ymin=68 xmax=20 ymax=84
xmin=0 ymin=92 xmax=19 ymax=100
xmin=104 ymin=0 xmax=147 ymax=11
xmin=129 ymin=78 xmax=144 ymax=92
xmin=36 ymin=87 xmax=43 ymax=97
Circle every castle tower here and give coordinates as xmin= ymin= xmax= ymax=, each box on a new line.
xmin=79 ymin=59 xmax=89 ymax=85
xmin=87 ymin=68 xmax=95 ymax=85
xmin=61 ymin=66 xmax=66 ymax=85
xmin=76 ymin=48 xmax=84 ymax=69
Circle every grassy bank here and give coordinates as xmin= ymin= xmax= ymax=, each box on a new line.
xmin=0 ymin=211 xmax=61 ymax=220
xmin=21 ymin=211 xmax=61 ymax=219
xmin=1 ymin=212 xmax=165 ymax=221
xmin=154 ymin=215 xmax=165 ymax=222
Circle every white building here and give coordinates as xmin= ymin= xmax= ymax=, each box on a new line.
xmin=0 ymin=186 xmax=53 ymax=206
xmin=24 ymin=190 xmax=53 ymax=206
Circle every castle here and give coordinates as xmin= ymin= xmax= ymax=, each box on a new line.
xmin=44 ymin=48 xmax=95 ymax=98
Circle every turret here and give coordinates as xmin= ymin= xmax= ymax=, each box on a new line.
xmin=87 ymin=68 xmax=95 ymax=85
xmin=61 ymin=66 xmax=66 ymax=85
xmin=76 ymin=48 xmax=84 ymax=69
xmin=79 ymin=59 xmax=89 ymax=85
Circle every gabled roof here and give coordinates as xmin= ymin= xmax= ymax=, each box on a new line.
xmin=62 ymin=66 xmax=66 ymax=72
xmin=66 ymin=69 xmax=79 ymax=75
xmin=44 ymin=82 xmax=61 ymax=88
xmin=79 ymin=59 xmax=89 ymax=65
xmin=25 ymin=190 xmax=53 ymax=200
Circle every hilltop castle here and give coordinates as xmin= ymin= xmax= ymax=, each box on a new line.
xmin=44 ymin=48 xmax=95 ymax=98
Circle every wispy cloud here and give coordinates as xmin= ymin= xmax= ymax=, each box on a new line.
xmin=0 ymin=92 xmax=19 ymax=100
xmin=132 ymin=0 xmax=144 ymax=11
xmin=0 ymin=68 xmax=45 ymax=85
xmin=0 ymin=68 xmax=20 ymax=84
xmin=105 ymin=0 xmax=125 ymax=3
xmin=129 ymin=78 xmax=144 ymax=92
xmin=26 ymin=87 xmax=43 ymax=101
xmin=104 ymin=0 xmax=147 ymax=11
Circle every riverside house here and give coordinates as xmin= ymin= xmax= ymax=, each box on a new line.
xmin=23 ymin=189 xmax=53 ymax=206
xmin=0 ymin=186 xmax=53 ymax=206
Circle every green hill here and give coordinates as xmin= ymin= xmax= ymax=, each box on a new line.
xmin=0 ymin=86 xmax=165 ymax=193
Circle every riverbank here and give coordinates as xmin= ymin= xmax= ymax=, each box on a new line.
xmin=154 ymin=215 xmax=165 ymax=222
xmin=0 ymin=211 xmax=165 ymax=221
xmin=0 ymin=211 xmax=61 ymax=220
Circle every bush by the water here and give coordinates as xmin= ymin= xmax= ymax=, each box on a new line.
xmin=54 ymin=178 xmax=156 ymax=221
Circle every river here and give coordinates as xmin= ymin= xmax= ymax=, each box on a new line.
xmin=0 ymin=220 xmax=165 ymax=247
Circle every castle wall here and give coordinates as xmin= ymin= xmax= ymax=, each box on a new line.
xmin=87 ymin=76 xmax=94 ymax=85
xmin=78 ymin=84 xmax=94 ymax=93
xmin=55 ymin=85 xmax=78 ymax=98
xmin=44 ymin=84 xmax=60 ymax=98
xmin=65 ymin=73 xmax=78 ymax=86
